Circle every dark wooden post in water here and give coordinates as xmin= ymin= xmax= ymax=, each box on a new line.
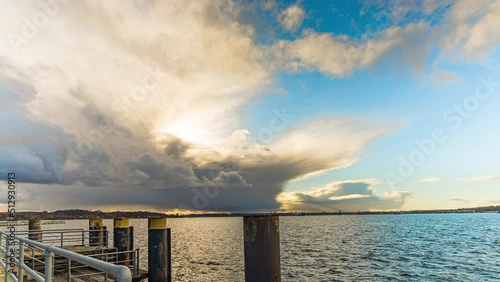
xmin=148 ymin=218 xmax=171 ymax=282
xmin=243 ymin=215 xmax=281 ymax=282
xmin=89 ymin=218 xmax=104 ymax=246
xmin=28 ymin=219 xmax=42 ymax=242
xmin=113 ymin=218 xmax=131 ymax=266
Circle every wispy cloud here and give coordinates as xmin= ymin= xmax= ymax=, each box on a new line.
xmin=457 ymin=176 xmax=500 ymax=183
xmin=417 ymin=177 xmax=443 ymax=183
xmin=448 ymin=197 xmax=500 ymax=206
xmin=424 ymin=69 xmax=463 ymax=85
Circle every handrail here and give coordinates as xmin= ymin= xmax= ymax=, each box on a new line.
xmin=0 ymin=231 xmax=132 ymax=282
xmin=12 ymin=229 xmax=109 ymax=248
xmin=14 ymin=229 xmax=84 ymax=235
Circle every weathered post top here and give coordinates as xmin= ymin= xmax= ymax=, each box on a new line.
xmin=89 ymin=218 xmax=103 ymax=228
xmin=114 ymin=218 xmax=129 ymax=228
xmin=148 ymin=217 xmax=167 ymax=230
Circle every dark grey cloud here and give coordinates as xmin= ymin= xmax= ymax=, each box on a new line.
xmin=0 ymin=75 xmax=74 ymax=184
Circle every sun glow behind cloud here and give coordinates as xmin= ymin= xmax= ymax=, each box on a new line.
xmin=158 ymin=119 xmax=209 ymax=145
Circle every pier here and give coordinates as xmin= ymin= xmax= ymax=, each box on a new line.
xmin=0 ymin=215 xmax=282 ymax=281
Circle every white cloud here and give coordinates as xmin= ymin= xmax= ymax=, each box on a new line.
xmin=441 ymin=0 xmax=500 ymax=60
xmin=457 ymin=176 xmax=500 ymax=183
xmin=424 ymin=69 xmax=463 ymax=85
xmin=417 ymin=177 xmax=443 ymax=183
xmin=271 ymin=0 xmax=500 ymax=77
xmin=278 ymin=5 xmax=305 ymax=32
xmin=272 ymin=22 xmax=432 ymax=77
xmin=263 ymin=0 xmax=277 ymax=11
xmin=278 ymin=180 xmax=412 ymax=212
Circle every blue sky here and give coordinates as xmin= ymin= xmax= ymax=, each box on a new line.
xmin=0 ymin=0 xmax=499 ymax=212
xmin=245 ymin=0 xmax=500 ymax=210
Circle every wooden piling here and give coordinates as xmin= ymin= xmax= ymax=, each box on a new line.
xmin=89 ymin=218 xmax=104 ymax=247
xmin=28 ymin=219 xmax=42 ymax=242
xmin=148 ymin=218 xmax=171 ymax=282
xmin=243 ymin=215 xmax=281 ymax=282
xmin=113 ymin=218 xmax=131 ymax=266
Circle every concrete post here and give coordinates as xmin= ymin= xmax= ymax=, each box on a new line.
xmin=113 ymin=218 xmax=131 ymax=266
xmin=243 ymin=215 xmax=281 ymax=282
xmin=148 ymin=218 xmax=171 ymax=282
xmin=28 ymin=219 xmax=42 ymax=242
xmin=89 ymin=218 xmax=104 ymax=247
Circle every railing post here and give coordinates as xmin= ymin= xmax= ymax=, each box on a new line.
xmin=89 ymin=219 xmax=104 ymax=247
xmin=243 ymin=215 xmax=281 ymax=282
xmin=148 ymin=218 xmax=170 ymax=282
xmin=61 ymin=233 xmax=64 ymax=248
xmin=67 ymin=258 xmax=71 ymax=282
xmin=28 ymin=219 xmax=42 ymax=242
xmin=44 ymin=250 xmax=54 ymax=281
xmin=0 ymin=235 xmax=3 ymax=278
xmin=4 ymin=235 xmax=9 ymax=282
xmin=104 ymin=254 xmax=109 ymax=282
xmin=113 ymin=218 xmax=130 ymax=266
xmin=18 ymin=240 xmax=24 ymax=282
xmin=135 ymin=249 xmax=140 ymax=276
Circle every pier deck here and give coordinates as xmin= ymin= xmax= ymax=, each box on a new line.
xmin=2 ymin=245 xmax=146 ymax=282
xmin=1 ymin=227 xmax=137 ymax=282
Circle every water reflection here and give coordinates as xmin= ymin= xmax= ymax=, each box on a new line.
xmin=3 ymin=214 xmax=499 ymax=281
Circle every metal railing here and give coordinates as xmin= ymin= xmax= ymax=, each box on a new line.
xmin=0 ymin=230 xmax=132 ymax=282
xmin=13 ymin=229 xmax=109 ymax=248
xmin=65 ymin=249 xmax=140 ymax=281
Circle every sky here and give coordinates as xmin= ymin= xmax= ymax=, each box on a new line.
xmin=0 ymin=0 xmax=499 ymax=213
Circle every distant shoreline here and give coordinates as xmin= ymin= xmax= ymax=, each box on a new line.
xmin=0 ymin=205 xmax=498 ymax=220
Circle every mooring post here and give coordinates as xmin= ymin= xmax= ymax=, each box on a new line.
xmin=148 ymin=218 xmax=171 ymax=282
xmin=167 ymin=228 xmax=171 ymax=281
xmin=89 ymin=218 xmax=104 ymax=246
xmin=103 ymin=226 xmax=109 ymax=247
xmin=243 ymin=215 xmax=281 ymax=282
xmin=129 ymin=226 xmax=134 ymax=250
xmin=113 ymin=218 xmax=131 ymax=266
xmin=28 ymin=219 xmax=42 ymax=242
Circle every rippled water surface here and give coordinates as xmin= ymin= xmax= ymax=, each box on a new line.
xmin=11 ymin=214 xmax=500 ymax=281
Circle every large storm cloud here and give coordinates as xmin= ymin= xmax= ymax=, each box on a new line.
xmin=0 ymin=0 xmax=422 ymax=212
